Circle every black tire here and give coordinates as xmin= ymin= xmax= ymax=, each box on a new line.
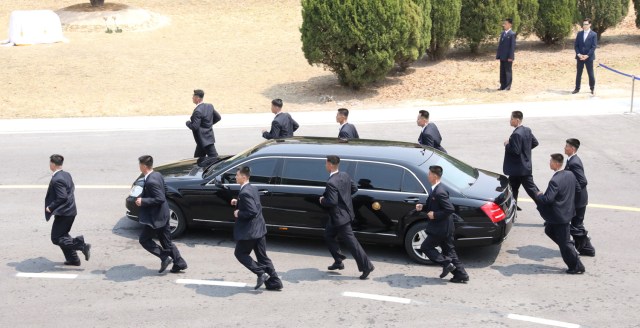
xmin=403 ymin=221 xmax=432 ymax=265
xmin=168 ymin=201 xmax=187 ymax=238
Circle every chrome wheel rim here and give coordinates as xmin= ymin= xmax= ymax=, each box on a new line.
xmin=169 ymin=209 xmax=179 ymax=234
xmin=411 ymin=229 xmax=429 ymax=261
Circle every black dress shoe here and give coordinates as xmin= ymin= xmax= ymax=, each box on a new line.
xmin=579 ymin=252 xmax=595 ymax=257
xmin=516 ymin=206 xmax=522 ymax=211
xmin=159 ymin=257 xmax=173 ymax=273
xmin=328 ymin=262 xmax=345 ymax=270
xmin=64 ymin=260 xmax=81 ymax=266
xmin=255 ymin=273 xmax=269 ymax=290
xmin=440 ymin=263 xmax=456 ymax=278
xmin=571 ymin=89 xmax=580 ymax=94
xmin=81 ymin=244 xmax=91 ymax=261
xmin=590 ymin=89 xmax=594 ymax=95
xmin=449 ymin=276 xmax=469 ymax=283
xmin=170 ymin=264 xmax=188 ymax=273
xmin=359 ymin=266 xmax=374 ymax=280
xmin=566 ymin=268 xmax=585 ymax=274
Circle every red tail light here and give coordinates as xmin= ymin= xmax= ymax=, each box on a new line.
xmin=481 ymin=202 xmax=506 ymax=223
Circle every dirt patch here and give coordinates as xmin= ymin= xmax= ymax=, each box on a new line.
xmin=61 ymin=3 xmax=129 ymax=12
xmin=0 ymin=0 xmax=639 ymax=119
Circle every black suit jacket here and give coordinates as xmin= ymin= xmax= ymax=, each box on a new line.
xmin=536 ymin=170 xmax=580 ymax=224
xmin=45 ymin=170 xmax=77 ymax=221
xmin=420 ymin=183 xmax=455 ymax=237
xmin=262 ymin=112 xmax=299 ymax=139
xmin=138 ymin=171 xmax=170 ymax=229
xmin=418 ymin=123 xmax=446 ymax=153
xmin=338 ymin=123 xmax=359 ymax=139
xmin=565 ymin=155 xmax=588 ymax=208
xmin=186 ymin=103 xmax=221 ymax=147
xmin=496 ymin=29 xmax=516 ymax=61
xmin=320 ymin=171 xmax=358 ymax=227
xmin=234 ymin=183 xmax=267 ymax=241
xmin=503 ymin=125 xmax=538 ymax=176
xmin=575 ymin=30 xmax=597 ymax=61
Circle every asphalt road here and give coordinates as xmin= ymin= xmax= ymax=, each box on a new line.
xmin=1 ymin=114 xmax=639 ymax=327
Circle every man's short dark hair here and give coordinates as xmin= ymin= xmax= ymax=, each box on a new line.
xmin=505 ymin=18 xmax=513 ymax=24
xmin=50 ymin=154 xmax=64 ymax=166
xmin=237 ymin=166 xmax=251 ymax=178
xmin=419 ymin=110 xmax=430 ymax=120
xmin=272 ymin=98 xmax=283 ymax=108
xmin=566 ymin=138 xmax=581 ymax=150
xmin=337 ymin=108 xmax=349 ymax=117
xmin=193 ymin=89 xmax=205 ymax=98
xmin=138 ymin=155 xmax=154 ymax=168
xmin=511 ymin=110 xmax=523 ymax=120
xmin=429 ymin=165 xmax=443 ymax=177
xmin=583 ymin=18 xmax=591 ymax=24
xmin=550 ymin=153 xmax=564 ymax=164
xmin=326 ymin=155 xmax=340 ymax=165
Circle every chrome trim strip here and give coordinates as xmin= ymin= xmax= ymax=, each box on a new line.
xmin=456 ymin=237 xmax=493 ymax=240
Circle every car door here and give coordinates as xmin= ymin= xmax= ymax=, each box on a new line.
xmin=352 ymin=161 xmax=427 ymax=234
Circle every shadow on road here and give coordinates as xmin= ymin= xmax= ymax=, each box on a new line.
xmin=7 ymin=257 xmax=85 ymax=273
xmin=506 ymin=245 xmax=559 ymax=262
xmin=374 ymin=273 xmax=447 ymax=288
xmin=93 ymin=264 xmax=161 ymax=282
xmin=490 ymin=263 xmax=565 ymax=276
xmin=182 ymin=282 xmax=259 ymax=298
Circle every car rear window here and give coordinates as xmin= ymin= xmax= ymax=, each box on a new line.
xmin=423 ymin=153 xmax=478 ymax=190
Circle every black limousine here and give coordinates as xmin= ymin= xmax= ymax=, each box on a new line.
xmin=126 ymin=137 xmax=516 ymax=264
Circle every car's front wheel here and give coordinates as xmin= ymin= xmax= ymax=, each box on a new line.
xmin=403 ymin=221 xmax=432 ymax=265
xmin=168 ymin=201 xmax=187 ymax=238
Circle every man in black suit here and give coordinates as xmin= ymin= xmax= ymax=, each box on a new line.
xmin=572 ymin=18 xmax=597 ymax=95
xmin=416 ymin=110 xmax=446 ymax=153
xmin=186 ymin=89 xmax=221 ymax=166
xmin=45 ymin=154 xmax=91 ymax=266
xmin=319 ymin=155 xmax=374 ymax=280
xmin=536 ymin=154 xmax=585 ymax=274
xmin=262 ymin=98 xmax=299 ymax=139
xmin=230 ymin=166 xmax=282 ymax=290
xmin=416 ymin=166 xmax=469 ymax=283
xmin=496 ymin=18 xmax=516 ymax=91
xmin=336 ymin=108 xmax=359 ymax=140
xmin=135 ymin=155 xmax=188 ymax=273
xmin=503 ymin=110 xmax=539 ymax=209
xmin=564 ymin=138 xmax=596 ymax=256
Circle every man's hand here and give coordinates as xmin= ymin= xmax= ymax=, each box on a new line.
xmin=427 ymin=211 xmax=435 ymax=220
xmin=507 ymin=58 xmax=513 ymax=62
xmin=45 ymin=207 xmax=51 ymax=213
xmin=230 ymin=199 xmax=237 ymax=206
xmin=135 ymin=197 xmax=142 ymax=206
xmin=415 ymin=204 xmax=423 ymax=211
xmin=185 ymin=121 xmax=191 ymax=126
xmin=319 ymin=196 xmax=324 ymax=204
xmin=504 ymin=140 xmax=509 ymax=146
xmin=262 ymin=129 xmax=267 ymax=133
xmin=536 ymin=191 xmax=543 ymax=196
xmin=233 ymin=209 xmax=239 ymax=218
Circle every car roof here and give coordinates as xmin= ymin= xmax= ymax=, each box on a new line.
xmin=249 ymin=137 xmax=434 ymax=167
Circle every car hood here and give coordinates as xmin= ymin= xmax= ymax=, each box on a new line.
xmin=460 ymin=169 xmax=510 ymax=202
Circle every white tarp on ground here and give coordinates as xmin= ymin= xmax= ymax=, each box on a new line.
xmin=1 ymin=10 xmax=68 ymax=46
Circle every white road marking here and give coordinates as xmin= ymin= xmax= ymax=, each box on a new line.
xmin=175 ymin=278 xmax=247 ymax=288
xmin=518 ymin=198 xmax=640 ymax=212
xmin=507 ymin=313 xmax=580 ymax=328
xmin=0 ymin=185 xmax=130 ymax=189
xmin=342 ymin=291 xmax=411 ymax=304
xmin=16 ymin=272 xmax=78 ymax=279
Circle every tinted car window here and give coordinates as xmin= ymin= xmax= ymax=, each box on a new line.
xmin=222 ymin=158 xmax=278 ymax=184
xmin=401 ymin=170 xmax=425 ymax=193
xmin=423 ymin=153 xmax=478 ymax=190
xmin=354 ymin=162 xmax=402 ymax=192
xmin=281 ymin=158 xmax=327 ymax=187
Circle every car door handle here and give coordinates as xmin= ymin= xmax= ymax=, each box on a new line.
xmin=404 ymin=197 xmax=420 ymax=203
xmin=258 ymin=190 xmax=270 ymax=195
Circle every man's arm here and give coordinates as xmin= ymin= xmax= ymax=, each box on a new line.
xmin=508 ymin=31 xmax=515 ymax=61
xmin=140 ymin=176 xmax=166 ymax=207
xmin=186 ymin=109 xmax=202 ymax=131
xmin=531 ymin=132 xmax=539 ymax=149
xmin=236 ymin=190 xmax=259 ymax=221
xmin=433 ymin=191 xmax=455 ymax=221
xmin=212 ymin=107 xmax=222 ymax=125
xmin=505 ymin=133 xmax=522 ymax=155
xmin=536 ymin=180 xmax=558 ymax=204
xmin=262 ymin=121 xmax=281 ymax=140
xmin=587 ymin=32 xmax=597 ymax=59
xmin=320 ymin=181 xmax=339 ymax=207
xmin=292 ymin=117 xmax=299 ymax=132
xmin=46 ymin=178 xmax=68 ymax=211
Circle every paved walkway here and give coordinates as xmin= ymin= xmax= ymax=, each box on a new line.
xmin=0 ymin=97 xmax=636 ymax=134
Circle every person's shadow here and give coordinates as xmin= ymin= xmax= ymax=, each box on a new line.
xmin=280 ymin=267 xmax=361 ymax=284
xmin=7 ymin=257 xmax=84 ymax=273
xmin=181 ymin=278 xmax=259 ymax=298
xmin=506 ymin=245 xmax=559 ymax=262
xmin=93 ymin=264 xmax=160 ymax=283
xmin=491 ymin=263 xmax=565 ymax=276
xmin=374 ymin=273 xmax=447 ymax=288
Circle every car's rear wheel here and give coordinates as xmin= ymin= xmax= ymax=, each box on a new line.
xmin=404 ymin=221 xmax=432 ymax=265
xmin=168 ymin=201 xmax=187 ymax=238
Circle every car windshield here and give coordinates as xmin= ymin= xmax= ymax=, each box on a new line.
xmin=202 ymin=143 xmax=263 ymax=179
xmin=422 ymin=153 xmax=478 ymax=190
